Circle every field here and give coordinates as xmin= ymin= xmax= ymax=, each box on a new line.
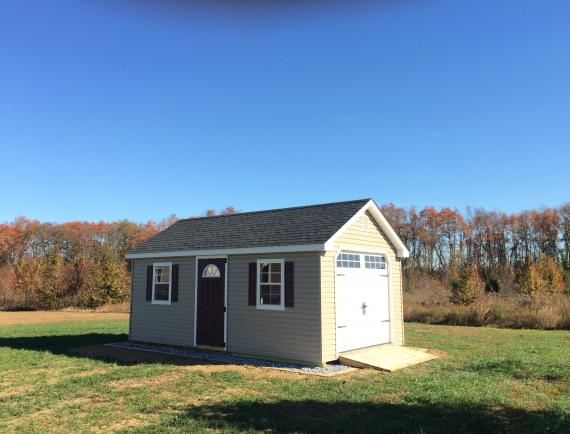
xmin=0 ymin=313 xmax=569 ymax=433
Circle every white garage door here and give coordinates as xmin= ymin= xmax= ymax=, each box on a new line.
xmin=336 ymin=252 xmax=390 ymax=354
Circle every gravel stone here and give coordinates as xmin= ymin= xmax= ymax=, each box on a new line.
xmin=107 ymin=341 xmax=354 ymax=376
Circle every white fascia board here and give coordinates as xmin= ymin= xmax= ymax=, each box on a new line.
xmin=324 ymin=200 xmax=410 ymax=258
xmin=125 ymin=243 xmax=325 ymax=260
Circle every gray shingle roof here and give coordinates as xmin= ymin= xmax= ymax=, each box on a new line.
xmin=128 ymin=199 xmax=370 ymax=254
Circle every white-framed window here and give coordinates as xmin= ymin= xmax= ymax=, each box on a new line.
xmin=152 ymin=262 xmax=172 ymax=305
xmin=364 ymin=255 xmax=386 ymax=270
xmin=336 ymin=253 xmax=361 ymax=268
xmin=256 ymin=258 xmax=284 ymax=310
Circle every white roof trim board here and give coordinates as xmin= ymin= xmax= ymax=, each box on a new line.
xmin=125 ymin=244 xmax=326 ymax=259
xmin=324 ymin=200 xmax=410 ymax=258
xmin=125 ymin=199 xmax=409 ymax=260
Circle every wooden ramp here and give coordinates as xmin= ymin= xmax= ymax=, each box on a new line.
xmin=339 ymin=344 xmax=439 ymax=372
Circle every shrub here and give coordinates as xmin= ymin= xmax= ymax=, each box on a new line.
xmin=13 ymin=257 xmax=43 ymax=308
xmin=0 ymin=265 xmax=17 ymax=308
xmin=450 ymin=263 xmax=485 ymax=305
xmin=39 ymin=252 xmax=65 ymax=309
xmin=88 ymin=244 xmax=130 ymax=308
xmin=519 ymin=257 xmax=565 ymax=296
xmin=403 ymin=269 xmax=449 ymax=305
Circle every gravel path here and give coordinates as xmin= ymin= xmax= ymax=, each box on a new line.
xmin=107 ymin=341 xmax=354 ymax=376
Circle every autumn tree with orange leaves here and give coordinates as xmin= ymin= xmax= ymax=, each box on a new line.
xmin=0 ymin=207 xmax=237 ymax=309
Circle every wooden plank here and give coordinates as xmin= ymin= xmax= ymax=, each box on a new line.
xmin=339 ymin=344 xmax=439 ymax=372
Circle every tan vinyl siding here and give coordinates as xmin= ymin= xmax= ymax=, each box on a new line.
xmin=320 ymin=211 xmax=405 ymax=362
xmin=227 ymin=252 xmax=322 ymax=365
xmin=129 ymin=257 xmax=195 ymax=347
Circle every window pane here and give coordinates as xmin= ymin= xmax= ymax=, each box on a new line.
xmin=155 ymin=266 xmax=170 ymax=283
xmin=270 ymin=272 xmax=281 ymax=283
xmin=260 ymin=285 xmax=271 ymax=304
xmin=260 ymin=284 xmax=281 ymax=306
xmin=270 ymin=284 xmax=281 ymax=305
xmin=337 ymin=253 xmax=361 ymax=268
xmin=270 ymin=293 xmax=281 ymax=305
xmin=364 ymin=255 xmax=385 ymax=269
xmin=260 ymin=272 xmax=269 ymax=283
xmin=260 ymin=263 xmax=270 ymax=273
xmin=154 ymin=283 xmax=169 ymax=301
xmin=271 ymin=262 xmax=281 ymax=273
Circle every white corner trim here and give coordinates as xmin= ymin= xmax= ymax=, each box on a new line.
xmin=324 ymin=200 xmax=410 ymax=258
xmin=125 ymin=244 xmax=325 ymax=260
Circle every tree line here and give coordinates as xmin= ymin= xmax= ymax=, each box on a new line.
xmin=0 ymin=208 xmax=237 ymax=310
xmin=379 ymin=203 xmax=570 ymax=300
xmin=0 ymin=203 xmax=568 ymax=310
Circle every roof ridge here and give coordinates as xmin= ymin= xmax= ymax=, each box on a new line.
xmin=178 ymin=198 xmax=371 ymax=222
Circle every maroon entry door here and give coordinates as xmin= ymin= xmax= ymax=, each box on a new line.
xmin=196 ymin=258 xmax=226 ymax=347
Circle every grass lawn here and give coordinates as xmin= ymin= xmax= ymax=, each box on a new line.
xmin=0 ymin=317 xmax=569 ymax=433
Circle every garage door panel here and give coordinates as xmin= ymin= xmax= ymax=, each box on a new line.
xmin=336 ymin=253 xmax=391 ymax=354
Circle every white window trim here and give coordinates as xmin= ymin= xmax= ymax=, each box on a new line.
xmin=256 ymin=258 xmax=285 ymax=311
xmin=152 ymin=262 xmax=172 ymax=305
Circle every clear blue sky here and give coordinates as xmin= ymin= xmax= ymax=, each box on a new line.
xmin=1 ymin=0 xmax=569 ymax=223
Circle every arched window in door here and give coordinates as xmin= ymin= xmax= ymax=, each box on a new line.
xmin=202 ymin=264 xmax=221 ymax=278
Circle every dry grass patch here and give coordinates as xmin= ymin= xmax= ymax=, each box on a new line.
xmin=405 ymin=291 xmax=570 ymax=330
xmin=62 ymin=302 xmax=130 ymax=313
xmin=0 ymin=385 xmax=34 ymax=398
xmin=101 ymin=414 xmax=161 ymax=433
xmin=109 ymin=370 xmax=184 ymax=390
xmin=0 ymin=311 xmax=128 ymax=327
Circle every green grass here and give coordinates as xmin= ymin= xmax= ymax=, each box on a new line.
xmin=0 ymin=320 xmax=569 ymax=433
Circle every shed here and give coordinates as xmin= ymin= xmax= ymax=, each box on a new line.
xmin=125 ymin=199 xmax=409 ymax=366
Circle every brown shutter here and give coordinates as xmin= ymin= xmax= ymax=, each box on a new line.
xmin=285 ymin=261 xmax=294 ymax=307
xmin=171 ymin=264 xmax=179 ymax=302
xmin=146 ymin=265 xmax=153 ymax=301
xmin=248 ymin=262 xmax=256 ymax=306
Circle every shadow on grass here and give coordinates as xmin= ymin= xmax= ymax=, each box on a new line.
xmin=0 ymin=333 xmax=225 ymax=367
xmin=464 ymin=358 xmax=566 ymax=382
xmin=140 ymin=399 xmax=570 ymax=434
xmin=0 ymin=333 xmax=126 ymax=353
